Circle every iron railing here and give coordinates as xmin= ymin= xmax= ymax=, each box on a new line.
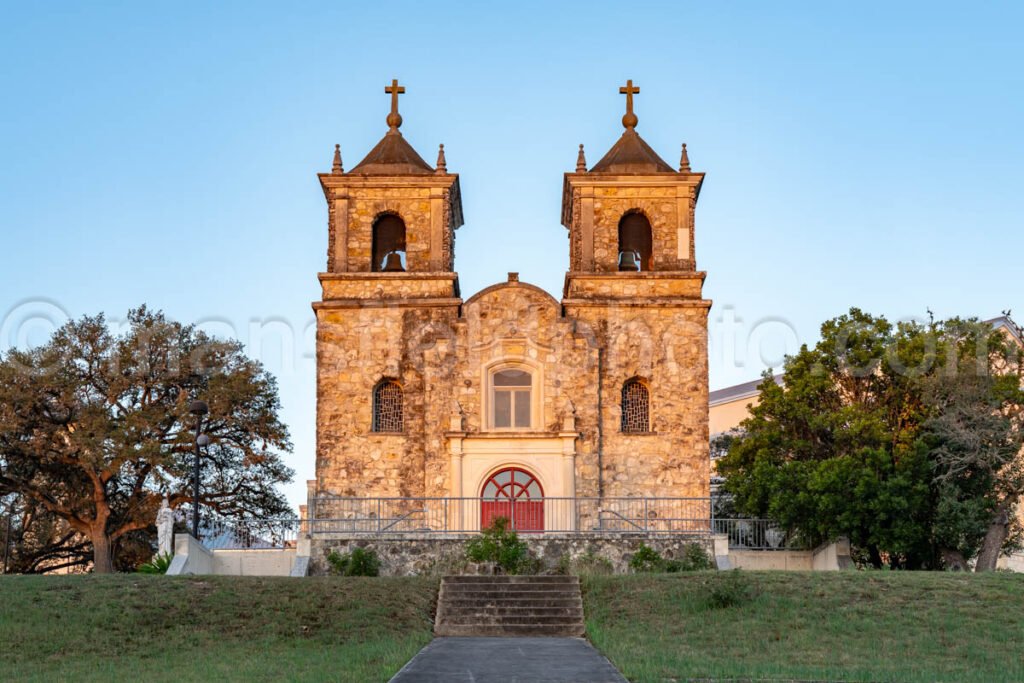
xmin=195 ymin=516 xmax=301 ymax=550
xmin=308 ymin=497 xmax=712 ymax=536
xmin=712 ymin=518 xmax=802 ymax=550
xmin=176 ymin=504 xmax=798 ymax=550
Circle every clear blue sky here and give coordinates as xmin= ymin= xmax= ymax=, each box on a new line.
xmin=2 ymin=2 xmax=1022 ymax=509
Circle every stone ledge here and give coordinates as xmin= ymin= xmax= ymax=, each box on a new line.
xmin=561 ymin=298 xmax=712 ymax=309
xmin=313 ymin=297 xmax=462 ymax=310
xmin=318 ymin=272 xmax=460 ymax=281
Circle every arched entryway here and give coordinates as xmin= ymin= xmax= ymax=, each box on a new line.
xmin=480 ymin=467 xmax=544 ymax=532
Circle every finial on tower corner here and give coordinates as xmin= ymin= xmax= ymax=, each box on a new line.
xmin=435 ymin=143 xmax=447 ymax=174
xmin=332 ymin=144 xmax=343 ymax=174
xmin=385 ymin=78 xmax=405 ymax=132
xmin=679 ymin=143 xmax=690 ymax=172
xmin=619 ymin=79 xmax=640 ymax=130
xmin=576 ymin=144 xmax=587 ymax=172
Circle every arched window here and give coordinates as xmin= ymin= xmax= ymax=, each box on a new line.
xmin=491 ymin=368 xmax=532 ymax=429
xmin=372 ymin=379 xmax=404 ymax=432
xmin=618 ymin=211 xmax=653 ymax=271
xmin=621 ymin=377 xmax=650 ymax=432
xmin=372 ymin=214 xmax=407 ymax=272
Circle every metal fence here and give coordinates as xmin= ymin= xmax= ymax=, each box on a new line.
xmin=712 ymin=518 xmax=802 ymax=550
xmin=196 ymin=516 xmax=301 ymax=550
xmin=175 ymin=506 xmax=799 ymax=551
xmin=308 ymin=497 xmax=713 ymax=536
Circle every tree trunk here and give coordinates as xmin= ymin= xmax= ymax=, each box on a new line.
xmin=975 ymin=501 xmax=1011 ymax=572
xmin=868 ymin=544 xmax=884 ymax=569
xmin=90 ymin=528 xmax=114 ymax=574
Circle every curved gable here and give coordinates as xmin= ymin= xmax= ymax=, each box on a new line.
xmin=463 ymin=280 xmax=560 ymax=313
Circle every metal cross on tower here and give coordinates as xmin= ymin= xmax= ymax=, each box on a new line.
xmin=385 ymin=78 xmax=406 ymax=131
xmin=619 ymin=79 xmax=640 ymax=130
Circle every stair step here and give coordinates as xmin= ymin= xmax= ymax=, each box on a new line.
xmin=441 ymin=589 xmax=581 ymax=598
xmin=444 ymin=618 xmax=589 ymax=626
xmin=443 ymin=575 xmax=578 ymax=584
xmin=441 ymin=600 xmax=582 ymax=610
xmin=435 ymin=623 xmax=585 ymax=637
xmin=435 ymin=575 xmax=586 ymax=638
xmin=442 ymin=610 xmax=585 ymax=618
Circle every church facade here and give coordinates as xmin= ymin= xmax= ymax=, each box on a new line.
xmin=310 ymin=81 xmax=711 ymax=532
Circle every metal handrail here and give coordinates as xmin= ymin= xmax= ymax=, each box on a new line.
xmin=379 ymin=508 xmax=426 ymax=533
xmin=599 ymin=508 xmax=644 ymax=532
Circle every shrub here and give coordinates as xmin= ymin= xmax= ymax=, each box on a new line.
xmin=465 ymin=517 xmax=538 ymax=575
xmin=327 ymin=547 xmax=381 ymax=576
xmin=669 ymin=543 xmax=715 ymax=572
xmin=631 ymin=542 xmax=714 ymax=573
xmin=137 ymin=552 xmax=173 ymax=575
xmin=708 ymin=570 xmax=755 ymax=609
xmin=629 ymin=544 xmax=665 ymax=573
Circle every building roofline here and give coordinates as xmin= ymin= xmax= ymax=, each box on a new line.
xmin=709 ymin=374 xmax=783 ymax=407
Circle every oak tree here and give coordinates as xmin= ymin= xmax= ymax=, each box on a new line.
xmin=0 ymin=308 xmax=294 ymax=573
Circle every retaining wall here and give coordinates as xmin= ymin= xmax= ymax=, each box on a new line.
xmin=310 ymin=533 xmax=714 ymax=576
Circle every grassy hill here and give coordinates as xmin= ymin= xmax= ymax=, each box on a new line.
xmin=2 ymin=571 xmax=1022 ymax=682
xmin=0 ymin=575 xmax=437 ymax=682
xmin=583 ymin=571 xmax=1024 ymax=682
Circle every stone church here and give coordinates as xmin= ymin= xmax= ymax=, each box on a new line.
xmin=309 ymin=80 xmax=710 ymax=532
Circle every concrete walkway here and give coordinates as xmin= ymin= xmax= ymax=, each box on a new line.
xmin=389 ymin=637 xmax=628 ymax=683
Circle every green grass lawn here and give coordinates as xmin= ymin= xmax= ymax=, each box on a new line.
xmin=583 ymin=571 xmax=1024 ymax=683
xmin=0 ymin=574 xmax=438 ymax=683
xmin=5 ymin=571 xmax=1023 ymax=683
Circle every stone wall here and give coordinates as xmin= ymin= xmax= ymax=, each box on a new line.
xmin=310 ymin=534 xmax=713 ymax=576
xmin=314 ymin=164 xmax=710 ymax=507
xmin=563 ymin=300 xmax=710 ymax=500
xmin=315 ymin=302 xmax=460 ymax=497
xmin=591 ymin=186 xmax=695 ymax=272
xmin=346 ymin=188 xmax=433 ymax=272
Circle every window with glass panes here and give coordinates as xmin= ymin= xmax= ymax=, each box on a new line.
xmin=492 ymin=369 xmax=531 ymax=429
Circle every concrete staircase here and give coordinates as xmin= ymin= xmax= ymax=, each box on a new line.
xmin=434 ymin=575 xmax=586 ymax=637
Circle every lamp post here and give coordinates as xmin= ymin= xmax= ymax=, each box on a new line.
xmin=188 ymin=400 xmax=209 ymax=539
xmin=2 ymin=498 xmax=12 ymax=575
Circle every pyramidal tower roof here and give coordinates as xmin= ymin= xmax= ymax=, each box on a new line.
xmin=349 ymin=79 xmax=434 ymax=175
xmin=588 ymin=79 xmax=675 ymax=174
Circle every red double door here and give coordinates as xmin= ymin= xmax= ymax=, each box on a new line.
xmin=480 ymin=467 xmax=544 ymax=532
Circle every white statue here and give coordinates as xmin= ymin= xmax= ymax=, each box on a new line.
xmin=156 ymin=496 xmax=174 ymax=557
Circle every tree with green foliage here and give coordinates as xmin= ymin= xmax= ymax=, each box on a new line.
xmin=717 ymin=308 xmax=1022 ymax=570
xmin=0 ymin=307 xmax=294 ymax=573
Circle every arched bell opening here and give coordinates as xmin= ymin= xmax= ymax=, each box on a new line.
xmin=372 ymin=213 xmax=407 ymax=272
xmin=618 ymin=210 xmax=653 ymax=272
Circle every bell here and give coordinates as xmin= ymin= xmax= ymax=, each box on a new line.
xmin=382 ymin=251 xmax=405 ymax=272
xmin=618 ymin=250 xmax=639 ymax=272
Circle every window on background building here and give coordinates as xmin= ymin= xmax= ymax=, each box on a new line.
xmin=492 ymin=368 xmax=532 ymax=429
xmin=621 ymin=377 xmax=650 ymax=432
xmin=372 ymin=379 xmax=404 ymax=432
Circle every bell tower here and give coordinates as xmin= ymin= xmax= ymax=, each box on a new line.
xmin=561 ymin=80 xmax=703 ymax=274
xmin=560 ymin=80 xmax=711 ymax=500
xmin=318 ymin=79 xmax=463 ymax=274
xmin=313 ymin=81 xmax=464 ymax=499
